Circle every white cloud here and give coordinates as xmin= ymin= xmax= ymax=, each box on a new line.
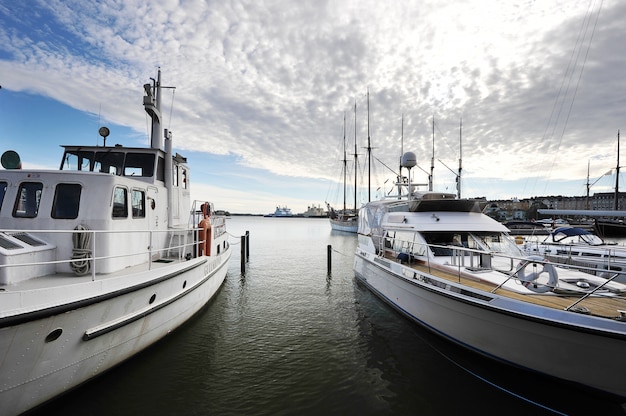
xmin=0 ymin=0 xmax=624 ymax=214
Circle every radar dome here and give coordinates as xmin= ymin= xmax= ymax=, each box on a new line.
xmin=401 ymin=152 xmax=417 ymax=168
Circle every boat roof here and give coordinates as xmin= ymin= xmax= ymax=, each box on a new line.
xmin=552 ymin=226 xmax=592 ymax=236
xmin=359 ymin=195 xmax=508 ymax=234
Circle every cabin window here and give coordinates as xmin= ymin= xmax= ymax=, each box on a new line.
xmin=13 ymin=182 xmax=43 ymax=218
xmin=94 ymin=151 xmax=124 ymax=175
xmin=182 ymin=169 xmax=188 ymax=189
xmin=52 ymin=183 xmax=82 ymax=219
xmin=131 ymin=189 xmax=145 ymax=218
xmin=173 ymin=165 xmax=179 ymax=187
xmin=61 ymin=150 xmax=94 ymax=171
xmin=0 ymin=181 xmax=6 ymax=209
xmin=157 ymin=156 xmax=165 ymax=181
xmin=112 ymin=187 xmax=128 ymax=218
xmin=125 ymin=153 xmax=155 ymax=177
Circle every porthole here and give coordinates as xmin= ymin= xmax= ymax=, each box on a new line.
xmin=45 ymin=328 xmax=63 ymax=343
xmin=149 ymin=294 xmax=156 ymax=304
xmin=183 ymin=280 xmax=187 ymax=289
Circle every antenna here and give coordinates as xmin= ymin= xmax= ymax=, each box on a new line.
xmin=458 ymin=118 xmax=462 ymax=199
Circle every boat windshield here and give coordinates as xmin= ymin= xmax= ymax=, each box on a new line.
xmin=61 ymin=149 xmax=156 ymax=177
xmin=467 ymin=232 xmax=523 ymax=257
xmin=421 ymin=231 xmax=522 ymax=257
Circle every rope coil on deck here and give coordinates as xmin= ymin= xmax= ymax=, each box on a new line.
xmin=71 ymin=225 xmax=92 ymax=276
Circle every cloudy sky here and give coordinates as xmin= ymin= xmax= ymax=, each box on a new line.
xmin=0 ymin=0 xmax=623 ymax=214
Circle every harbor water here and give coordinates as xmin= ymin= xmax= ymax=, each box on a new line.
xmin=32 ymin=217 xmax=626 ymax=415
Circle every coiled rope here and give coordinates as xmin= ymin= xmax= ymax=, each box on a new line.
xmin=70 ymin=225 xmax=92 ymax=276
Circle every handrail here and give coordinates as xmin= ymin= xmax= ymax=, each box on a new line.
xmin=381 ymin=232 xmax=626 ymax=299
xmin=0 ymin=227 xmax=210 ymax=281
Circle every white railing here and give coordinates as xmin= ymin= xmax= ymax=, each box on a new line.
xmin=0 ymin=227 xmax=206 ymax=282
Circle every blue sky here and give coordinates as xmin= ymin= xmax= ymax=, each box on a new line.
xmin=1 ymin=0 xmax=625 ymax=214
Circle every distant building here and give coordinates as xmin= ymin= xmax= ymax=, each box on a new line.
xmin=484 ymin=192 xmax=626 ymax=221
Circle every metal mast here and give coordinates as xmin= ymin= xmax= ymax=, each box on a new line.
xmin=353 ymin=99 xmax=358 ymax=211
xmin=367 ymin=89 xmax=372 ymax=202
xmin=342 ymin=113 xmax=347 ymax=212
xmin=457 ymin=118 xmax=462 ymax=199
xmin=615 ymin=130 xmax=621 ymax=210
xmin=429 ymin=116 xmax=434 ymax=191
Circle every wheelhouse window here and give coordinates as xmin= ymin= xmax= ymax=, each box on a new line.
xmin=0 ymin=181 xmax=6 ymax=210
xmin=61 ymin=149 xmax=156 ymax=178
xmin=125 ymin=153 xmax=155 ymax=177
xmin=52 ymin=183 xmax=82 ymax=219
xmin=131 ymin=189 xmax=145 ymax=218
xmin=13 ymin=182 xmax=43 ymax=218
xmin=157 ymin=156 xmax=165 ymax=181
xmin=112 ymin=187 xmax=128 ymax=218
xmin=94 ymin=151 xmax=124 ymax=175
xmin=173 ymin=165 xmax=179 ymax=187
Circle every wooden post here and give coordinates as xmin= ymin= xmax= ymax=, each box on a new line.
xmin=241 ymin=235 xmax=246 ymax=273
xmin=245 ymin=230 xmax=250 ymax=261
xmin=327 ymin=244 xmax=332 ymax=274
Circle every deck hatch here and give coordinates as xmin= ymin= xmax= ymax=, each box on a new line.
xmin=11 ymin=233 xmax=46 ymax=247
xmin=0 ymin=234 xmax=21 ymax=250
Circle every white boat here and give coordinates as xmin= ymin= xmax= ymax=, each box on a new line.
xmin=0 ymin=70 xmax=232 ymax=415
xmin=264 ymin=206 xmax=293 ymax=217
xmin=523 ymin=226 xmax=626 ymax=282
xmin=327 ymin=109 xmax=359 ymax=233
xmin=328 ymin=92 xmax=375 ymax=234
xmin=329 ymin=210 xmax=359 ymax=232
xmin=354 ymin=152 xmax=626 ymax=400
xmin=301 ymin=204 xmax=327 ymax=218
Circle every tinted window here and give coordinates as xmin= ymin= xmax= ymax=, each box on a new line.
xmin=95 ymin=151 xmax=124 ymax=175
xmin=61 ymin=150 xmax=94 ymax=171
xmin=131 ymin=189 xmax=145 ymax=218
xmin=157 ymin=156 xmax=165 ymax=181
xmin=125 ymin=153 xmax=155 ymax=177
xmin=52 ymin=183 xmax=81 ymax=219
xmin=0 ymin=181 xmax=6 ymax=209
xmin=112 ymin=187 xmax=128 ymax=218
xmin=13 ymin=182 xmax=43 ymax=218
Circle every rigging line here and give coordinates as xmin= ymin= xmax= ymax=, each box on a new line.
xmin=542 ymin=0 xmax=604 ymax=194
xmin=557 ymin=0 xmax=603 ymax=145
xmin=542 ymin=0 xmax=597 ymax=145
xmin=532 ymin=0 xmax=599 ymax=194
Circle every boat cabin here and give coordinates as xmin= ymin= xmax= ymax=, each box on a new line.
xmin=0 ymin=144 xmax=196 ymax=283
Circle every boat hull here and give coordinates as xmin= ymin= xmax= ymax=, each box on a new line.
xmin=329 ymin=218 xmax=358 ymax=233
xmin=353 ymin=249 xmax=626 ymax=399
xmin=0 ymin=250 xmax=231 ymax=415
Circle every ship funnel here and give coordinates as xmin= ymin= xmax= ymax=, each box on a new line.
xmin=1 ymin=150 xmax=21 ymax=169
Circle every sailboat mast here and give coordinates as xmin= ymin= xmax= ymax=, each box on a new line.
xmin=457 ymin=118 xmax=462 ymax=199
xmin=613 ymin=130 xmax=619 ymax=211
xmin=342 ymin=112 xmax=347 ymax=212
xmin=367 ymin=89 xmax=371 ymax=202
xmin=399 ymin=114 xmax=404 ymax=199
xmin=429 ymin=116 xmax=434 ymax=191
xmin=353 ymin=99 xmax=358 ymax=212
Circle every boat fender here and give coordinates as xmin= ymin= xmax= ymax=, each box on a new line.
xmin=516 ymin=255 xmax=557 ymax=293
xmin=198 ymin=218 xmax=212 ymax=257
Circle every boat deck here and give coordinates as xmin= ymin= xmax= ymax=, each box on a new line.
xmin=1 ymin=255 xmax=189 ymax=293
xmin=383 ymin=252 xmax=626 ymax=320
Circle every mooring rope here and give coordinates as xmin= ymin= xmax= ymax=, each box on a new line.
xmin=70 ymin=225 xmax=92 ymax=276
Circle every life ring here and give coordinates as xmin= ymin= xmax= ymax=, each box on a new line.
xmin=516 ymin=255 xmax=557 ymax=293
